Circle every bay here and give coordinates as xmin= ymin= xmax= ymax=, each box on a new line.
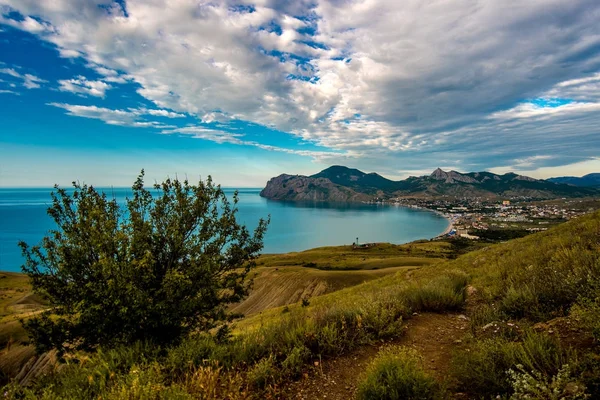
xmin=0 ymin=188 xmax=449 ymax=272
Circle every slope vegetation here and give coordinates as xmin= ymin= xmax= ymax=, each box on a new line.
xmin=2 ymin=211 xmax=600 ymax=399
xmin=232 ymin=241 xmax=463 ymax=315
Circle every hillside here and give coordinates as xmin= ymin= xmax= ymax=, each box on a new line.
xmin=261 ymin=165 xmax=599 ymax=202
xmin=0 ymin=240 xmax=471 ymax=384
xmin=3 ymin=211 xmax=600 ymax=399
xmin=548 ymin=173 xmax=600 ymax=187
xmin=231 ymin=241 xmax=473 ymax=315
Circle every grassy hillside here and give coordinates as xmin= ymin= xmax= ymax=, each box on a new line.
xmin=231 ymin=266 xmax=413 ymax=316
xmin=2 ymin=211 xmax=600 ymax=398
xmin=0 ymin=238 xmax=471 ymax=384
xmin=233 ymin=240 xmax=482 ymax=315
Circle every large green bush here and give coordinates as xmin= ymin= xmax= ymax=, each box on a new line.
xmin=19 ymin=171 xmax=269 ymax=352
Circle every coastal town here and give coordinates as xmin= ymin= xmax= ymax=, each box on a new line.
xmin=388 ymin=197 xmax=600 ymax=241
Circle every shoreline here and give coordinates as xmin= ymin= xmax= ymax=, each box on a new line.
xmin=401 ymin=204 xmax=453 ymax=238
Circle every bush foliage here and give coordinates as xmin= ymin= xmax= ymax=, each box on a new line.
xmin=19 ymin=171 xmax=269 ymax=352
xmin=357 ymin=346 xmax=440 ymax=400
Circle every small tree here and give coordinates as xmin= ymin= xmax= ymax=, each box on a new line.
xmin=19 ymin=171 xmax=269 ymax=353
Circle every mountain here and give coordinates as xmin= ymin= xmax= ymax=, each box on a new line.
xmin=260 ymin=166 xmax=599 ymax=202
xmin=310 ymin=165 xmax=400 ymax=193
xmin=548 ymin=173 xmax=600 ymax=188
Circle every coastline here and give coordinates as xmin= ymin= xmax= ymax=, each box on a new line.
xmin=402 ymin=204 xmax=453 ymax=238
xmin=439 ymin=218 xmax=454 ymax=237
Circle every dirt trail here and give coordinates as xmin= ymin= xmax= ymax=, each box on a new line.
xmin=280 ymin=312 xmax=470 ymax=399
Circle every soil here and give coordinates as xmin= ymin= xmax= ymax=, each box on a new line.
xmin=280 ymin=311 xmax=471 ymax=399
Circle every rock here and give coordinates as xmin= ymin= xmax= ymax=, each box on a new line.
xmin=482 ymin=322 xmax=496 ymax=331
xmin=260 ymin=174 xmax=372 ymax=202
xmin=457 ymin=314 xmax=469 ymax=321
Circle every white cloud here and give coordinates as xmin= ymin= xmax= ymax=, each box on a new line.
xmin=0 ymin=66 xmax=46 ymax=89
xmin=58 ymin=48 xmax=81 ymax=58
xmin=143 ymin=108 xmax=185 ymax=118
xmin=489 ymin=101 xmax=600 ymax=120
xmin=162 ymin=126 xmax=244 ymax=144
xmin=3 ymin=0 xmax=600 ymax=175
xmin=0 ymin=14 xmax=53 ymax=34
xmin=162 ymin=125 xmax=344 ymax=159
xmin=48 ymin=103 xmax=177 ymax=129
xmin=0 ymin=68 xmax=21 ymax=78
xmin=0 ymin=89 xmax=19 ymax=95
xmin=513 ymin=155 xmax=553 ymax=168
xmin=58 ymin=75 xmax=112 ymax=97
xmin=23 ymin=73 xmax=45 ymax=89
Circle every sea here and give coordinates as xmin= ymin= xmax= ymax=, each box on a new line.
xmin=0 ymin=188 xmax=449 ymax=272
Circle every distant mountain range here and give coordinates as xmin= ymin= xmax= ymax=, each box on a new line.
xmin=548 ymin=173 xmax=600 ymax=188
xmin=260 ymin=166 xmax=599 ymax=202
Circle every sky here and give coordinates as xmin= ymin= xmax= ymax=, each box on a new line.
xmin=1 ymin=0 xmax=600 ymax=187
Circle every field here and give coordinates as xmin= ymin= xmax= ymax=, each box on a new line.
xmin=233 ymin=239 xmax=487 ymax=315
xmin=0 ymin=238 xmax=466 ymax=382
xmin=2 ymin=211 xmax=600 ymax=399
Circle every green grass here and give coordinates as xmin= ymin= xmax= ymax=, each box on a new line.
xmin=2 ymin=269 xmax=469 ymax=399
xmin=256 ymin=240 xmax=474 ymax=271
xmin=452 ymin=331 xmax=574 ymax=397
xmin=357 ymin=346 xmax=440 ymax=400
xmin=3 ymin=210 xmax=600 ymax=399
xmin=230 ymin=265 xmax=417 ymax=316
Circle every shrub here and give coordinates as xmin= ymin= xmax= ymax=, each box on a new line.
xmin=357 ymin=346 xmax=440 ymax=400
xmin=182 ymin=364 xmax=248 ymax=400
xmin=490 ymin=219 xmax=600 ymax=321
xmin=281 ymin=345 xmax=311 ymax=377
xmin=452 ymin=331 xmax=572 ymax=397
xmin=19 ymin=171 xmax=269 ymax=352
xmin=508 ymin=364 xmax=589 ymax=400
xmin=247 ymin=356 xmax=278 ymax=389
xmin=469 ymin=303 xmax=506 ymax=331
xmin=406 ymin=270 xmax=468 ymax=312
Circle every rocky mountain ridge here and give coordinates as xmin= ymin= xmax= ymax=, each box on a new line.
xmin=260 ymin=166 xmax=599 ymax=202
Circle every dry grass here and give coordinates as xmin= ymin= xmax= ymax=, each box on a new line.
xmin=256 ymin=241 xmax=461 ymax=271
xmin=230 ymin=265 xmax=416 ymax=315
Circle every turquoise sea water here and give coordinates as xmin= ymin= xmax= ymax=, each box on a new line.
xmin=0 ymin=188 xmax=449 ymax=272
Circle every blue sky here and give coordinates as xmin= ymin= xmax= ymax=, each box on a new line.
xmin=1 ymin=1 xmax=600 ymax=187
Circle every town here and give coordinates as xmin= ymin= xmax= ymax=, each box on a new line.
xmin=387 ymin=197 xmax=600 ymax=242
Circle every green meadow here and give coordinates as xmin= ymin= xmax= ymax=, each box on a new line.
xmin=2 ymin=212 xmax=600 ymax=399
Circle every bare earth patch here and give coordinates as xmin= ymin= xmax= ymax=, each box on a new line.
xmin=281 ymin=312 xmax=470 ymax=399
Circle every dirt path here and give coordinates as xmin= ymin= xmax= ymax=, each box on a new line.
xmin=280 ymin=312 xmax=470 ymax=399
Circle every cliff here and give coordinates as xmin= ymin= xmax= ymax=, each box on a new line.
xmin=260 ymin=173 xmax=372 ymax=202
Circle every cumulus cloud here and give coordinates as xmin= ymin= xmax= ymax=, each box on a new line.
xmin=58 ymin=76 xmax=112 ymax=97
xmin=2 ymin=0 xmax=600 ymax=175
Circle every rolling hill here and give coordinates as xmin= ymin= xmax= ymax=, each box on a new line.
xmin=548 ymin=173 xmax=600 ymax=187
xmin=3 ymin=211 xmax=600 ymax=399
